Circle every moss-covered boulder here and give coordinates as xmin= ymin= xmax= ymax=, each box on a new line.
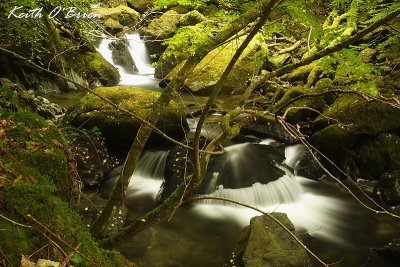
xmin=140 ymin=10 xmax=206 ymax=59
xmin=354 ymin=133 xmax=400 ymax=180
xmin=104 ymin=17 xmax=124 ymax=34
xmin=84 ymin=51 xmax=121 ymax=86
xmin=166 ymin=35 xmax=268 ymax=95
xmin=310 ymin=94 xmax=400 ymax=180
xmin=63 ymin=86 xmax=189 ymax=152
xmin=227 ymin=213 xmax=310 ymax=267
xmin=311 ymin=94 xmax=400 ymax=154
xmin=94 ymin=5 xmax=140 ymax=27
xmin=127 ymin=0 xmax=154 ymax=13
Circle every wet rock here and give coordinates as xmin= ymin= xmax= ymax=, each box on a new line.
xmin=109 ymin=40 xmax=138 ymax=74
xmin=158 ymin=141 xmax=286 ymax=202
xmin=34 ymin=95 xmax=65 ymax=122
xmin=226 ymin=213 xmax=310 ymax=267
xmin=374 ymin=170 xmax=400 ymax=206
xmin=241 ymin=120 xmax=297 ymax=144
xmin=70 ymin=133 xmax=116 ymax=187
xmin=63 ymin=86 xmax=188 ymax=153
xmin=374 ymin=239 xmax=400 ymax=264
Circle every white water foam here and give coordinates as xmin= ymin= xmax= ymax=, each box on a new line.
xmin=96 ymin=33 xmax=160 ymax=87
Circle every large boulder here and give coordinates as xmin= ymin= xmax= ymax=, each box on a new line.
xmin=127 ymin=0 xmax=154 ymax=13
xmin=94 ymin=5 xmax=140 ymax=27
xmin=140 ymin=10 xmax=206 ymax=59
xmin=165 ymin=35 xmax=268 ymax=95
xmin=227 ymin=213 xmax=310 ymax=267
xmin=311 ymin=94 xmax=400 ymax=180
xmin=63 ymin=86 xmax=189 ymax=152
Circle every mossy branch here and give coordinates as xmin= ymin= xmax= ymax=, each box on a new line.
xmin=241 ymin=5 xmax=400 ymax=101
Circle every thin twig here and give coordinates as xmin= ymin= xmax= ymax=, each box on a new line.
xmin=0 ymin=213 xmax=31 ymax=228
xmin=26 ymin=214 xmax=99 ymax=266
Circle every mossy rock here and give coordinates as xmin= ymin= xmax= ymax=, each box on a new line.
xmin=353 ymin=133 xmax=400 ymax=180
xmin=270 ymin=85 xmax=327 ymax=122
xmin=166 ymin=34 xmax=268 ymax=95
xmin=0 ymin=93 xmax=129 ymax=266
xmin=0 ymin=111 xmax=71 ymax=197
xmin=2 ymin=184 xmax=128 ymax=267
xmin=314 ymin=94 xmax=400 ymax=136
xmin=94 ymin=5 xmax=140 ymax=26
xmin=104 ymin=17 xmax=124 ymax=34
xmin=141 ymin=10 xmax=206 ymax=59
xmin=63 ymin=86 xmax=189 ymax=152
xmin=84 ymin=51 xmax=121 ymax=86
xmin=127 ymin=0 xmax=154 ymax=13
xmin=228 ymin=213 xmax=310 ymax=267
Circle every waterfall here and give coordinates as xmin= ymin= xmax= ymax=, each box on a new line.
xmin=96 ymin=33 xmax=160 ymax=88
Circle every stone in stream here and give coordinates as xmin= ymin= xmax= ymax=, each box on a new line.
xmin=226 ymin=213 xmax=310 ymax=267
xmin=109 ymin=40 xmax=138 ymax=74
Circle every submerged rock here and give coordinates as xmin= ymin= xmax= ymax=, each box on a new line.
xmin=63 ymin=86 xmax=189 ymax=152
xmin=227 ymin=213 xmax=310 ymax=267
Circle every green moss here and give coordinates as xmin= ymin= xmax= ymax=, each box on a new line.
xmin=166 ymin=34 xmax=268 ymax=95
xmin=0 ymin=219 xmax=35 ymax=266
xmin=4 ymin=184 xmax=124 ymax=267
xmin=104 ymin=18 xmax=124 ymax=33
xmin=85 ymin=52 xmax=120 ymax=86
xmin=315 ymin=94 xmax=400 ymax=135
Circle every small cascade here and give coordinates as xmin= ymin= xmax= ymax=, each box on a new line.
xmin=132 ymin=150 xmax=168 ymax=180
xmin=201 ymin=174 xmax=302 ymax=207
xmin=125 ymin=33 xmax=154 ymax=75
xmin=96 ymin=33 xmax=160 ymax=88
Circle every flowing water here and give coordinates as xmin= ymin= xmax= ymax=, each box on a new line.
xmin=96 ymin=33 xmax=161 ymax=89
xmin=92 ymin=34 xmax=400 ymax=266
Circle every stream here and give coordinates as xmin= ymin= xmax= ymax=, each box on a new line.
xmin=61 ymin=33 xmax=400 ymax=266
